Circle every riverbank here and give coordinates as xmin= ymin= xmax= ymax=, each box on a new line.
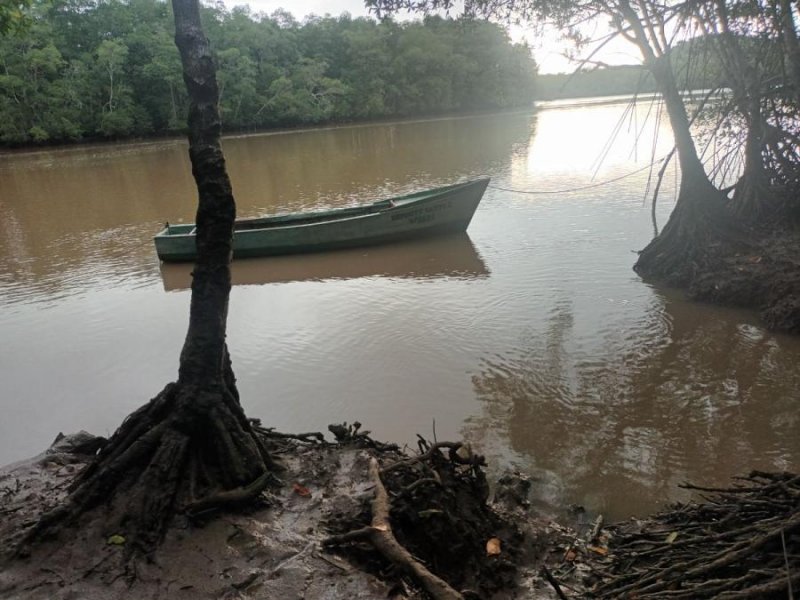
xmin=0 ymin=106 xmax=535 ymax=154
xmin=687 ymin=225 xmax=800 ymax=334
xmin=4 ymin=103 xmax=799 ymax=534
xmin=595 ymin=470 xmax=800 ymax=598
xmin=0 ymin=429 xmax=596 ymax=600
xmin=3 ymin=429 xmax=800 ymax=599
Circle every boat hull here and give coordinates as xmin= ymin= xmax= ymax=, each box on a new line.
xmin=154 ymin=179 xmax=489 ymax=262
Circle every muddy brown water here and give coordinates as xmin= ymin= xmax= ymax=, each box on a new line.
xmin=2 ymin=101 xmax=800 ymax=521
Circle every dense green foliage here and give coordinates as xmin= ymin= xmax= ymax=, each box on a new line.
xmin=0 ymin=0 xmax=537 ymax=145
xmin=0 ymin=0 xmax=32 ymax=34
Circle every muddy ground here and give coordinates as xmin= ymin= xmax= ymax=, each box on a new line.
xmin=688 ymin=227 xmax=800 ymax=333
xmin=0 ymin=429 xmax=607 ymax=600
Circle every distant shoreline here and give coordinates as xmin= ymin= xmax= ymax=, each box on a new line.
xmin=0 ymin=106 xmax=539 ymax=156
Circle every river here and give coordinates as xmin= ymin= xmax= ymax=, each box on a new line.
xmin=2 ymin=100 xmax=799 ymax=520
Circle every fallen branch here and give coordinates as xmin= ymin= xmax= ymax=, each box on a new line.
xmin=328 ymin=422 xmax=399 ymax=452
xmin=596 ymin=470 xmax=800 ymax=598
xmin=381 ymin=442 xmax=484 ymax=476
xmin=325 ymin=457 xmax=464 ymax=600
xmin=541 ymin=565 xmax=569 ymax=600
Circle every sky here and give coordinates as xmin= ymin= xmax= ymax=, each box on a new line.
xmin=220 ymin=0 xmax=643 ymax=74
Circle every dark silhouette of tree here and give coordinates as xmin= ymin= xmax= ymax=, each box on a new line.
xmin=367 ymin=0 xmax=733 ymax=284
xmin=19 ymin=0 xmax=276 ymax=558
xmin=368 ymin=0 xmax=800 ymax=286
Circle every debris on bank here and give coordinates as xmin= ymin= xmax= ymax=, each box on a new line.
xmin=0 ymin=426 xmax=590 ymax=600
xmin=5 ymin=428 xmax=797 ymax=599
xmin=591 ymin=471 xmax=800 ymax=599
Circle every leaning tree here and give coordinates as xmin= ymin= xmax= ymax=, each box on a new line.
xmin=687 ymin=0 xmax=800 ymax=222
xmin=608 ymin=0 xmax=739 ymax=283
xmin=369 ymin=0 xmax=740 ymax=284
xmin=21 ymin=0 xmax=276 ymax=557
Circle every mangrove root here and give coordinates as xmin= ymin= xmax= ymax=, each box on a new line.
xmin=16 ymin=380 xmax=276 ymax=559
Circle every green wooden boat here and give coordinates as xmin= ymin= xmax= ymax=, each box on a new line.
xmin=154 ymin=178 xmax=490 ymax=262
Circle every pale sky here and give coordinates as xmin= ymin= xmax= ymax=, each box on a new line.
xmin=221 ymin=0 xmax=643 ymax=74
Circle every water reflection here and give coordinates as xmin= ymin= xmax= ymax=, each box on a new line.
xmin=0 ymin=142 xmax=191 ymax=308
xmin=2 ymin=104 xmax=799 ymax=524
xmin=159 ymin=234 xmax=489 ymax=290
xmin=467 ymin=285 xmax=800 ymax=520
xmin=0 ymin=111 xmax=533 ymax=466
xmin=0 ymin=112 xmax=534 ymax=307
xmin=223 ymin=112 xmax=536 ymax=214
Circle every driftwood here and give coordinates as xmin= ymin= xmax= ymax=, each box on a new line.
xmin=325 ymin=457 xmax=464 ymax=600
xmin=594 ymin=471 xmax=800 ymax=599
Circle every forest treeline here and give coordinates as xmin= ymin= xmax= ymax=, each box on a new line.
xmin=537 ymin=66 xmax=656 ymax=100
xmin=536 ymin=38 xmax=738 ymax=100
xmin=0 ymin=1 xmax=537 ymax=146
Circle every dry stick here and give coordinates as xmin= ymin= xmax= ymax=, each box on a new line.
xmin=382 ymin=441 xmax=484 ymax=477
xmin=715 ymin=571 xmax=800 ymax=600
xmin=325 ymin=457 xmax=464 ymax=600
xmin=380 ymin=442 xmax=463 ymax=475
xmin=634 ymin=518 xmax=779 ymax=559
xmin=783 ymin=529 xmax=796 ymax=600
xmin=253 ymin=427 xmax=325 ymax=444
xmin=540 ymin=565 xmax=569 ymax=600
xmin=588 ymin=514 xmax=604 ymax=544
xmin=402 ymin=477 xmax=441 ymax=494
xmin=682 ymin=474 xmax=800 ymax=495
xmin=659 ymin=573 xmax=765 ymax=599
xmin=641 ymin=570 xmax=770 ymax=599
xmin=597 ymin=536 xmax=748 ymax=597
xmin=612 ymin=510 xmax=800 ymax=597
xmin=679 ymin=511 xmax=800 ymax=579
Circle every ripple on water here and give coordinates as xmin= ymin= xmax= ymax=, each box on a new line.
xmin=2 ymin=106 xmax=800 ymax=521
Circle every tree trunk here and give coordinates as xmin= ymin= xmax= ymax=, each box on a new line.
xmin=648 ymin=55 xmax=713 ymax=188
xmin=710 ymin=1 xmax=772 ymax=221
xmin=615 ymin=0 xmax=734 ymax=284
xmin=172 ymin=0 xmax=235 ymax=389
xmin=779 ymin=0 xmax=800 ymax=98
xmin=17 ymin=0 xmax=274 ymax=559
xmin=633 ymin=54 xmax=730 ymax=283
xmin=731 ymin=99 xmax=772 ymax=221
xmin=616 ymin=0 xmax=710 ymax=189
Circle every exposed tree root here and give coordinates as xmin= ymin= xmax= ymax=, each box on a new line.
xmin=1 ymin=429 xmax=578 ymax=599
xmin=184 ymin=469 xmax=275 ymax=517
xmin=17 ymin=378 xmax=276 ymax=559
xmin=636 ymin=167 xmax=800 ymax=333
xmin=594 ymin=471 xmax=800 ymax=599
xmin=325 ymin=457 xmax=464 ymax=600
xmin=635 ymin=180 xmax=750 ymax=286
